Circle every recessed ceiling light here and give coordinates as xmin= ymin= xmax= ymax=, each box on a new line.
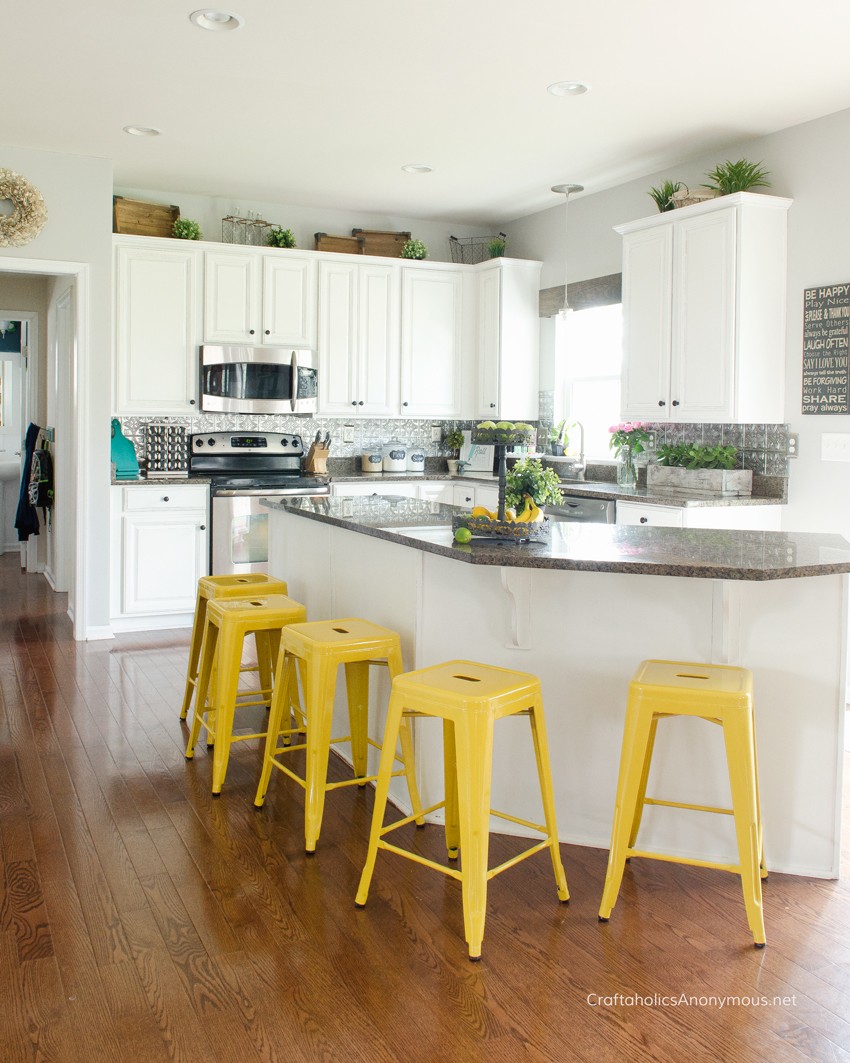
xmin=401 ymin=163 xmax=433 ymax=174
xmin=189 ymin=9 xmax=244 ymax=31
xmin=123 ymin=125 xmax=161 ymax=137
xmin=547 ymin=81 xmax=589 ymax=97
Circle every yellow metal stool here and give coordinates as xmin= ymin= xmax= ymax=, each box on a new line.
xmin=254 ymin=618 xmax=424 ymax=854
xmin=179 ymin=574 xmax=289 ymax=720
xmin=186 ymin=594 xmax=307 ymax=793
xmin=598 ymin=659 xmax=767 ymax=947
xmin=355 ymin=660 xmax=570 ymax=961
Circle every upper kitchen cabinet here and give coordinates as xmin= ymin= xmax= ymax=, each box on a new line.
xmin=204 ymin=249 xmax=317 ymax=348
xmin=114 ymin=237 xmax=202 ymax=415
xmin=475 ymin=258 xmax=541 ymax=421
xmin=400 ymin=266 xmax=470 ymax=417
xmin=617 ymin=192 xmax=792 ymax=423
xmin=318 ymin=259 xmax=400 ymax=416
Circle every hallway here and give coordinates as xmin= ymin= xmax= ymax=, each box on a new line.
xmin=1 ymin=555 xmax=849 ymax=1062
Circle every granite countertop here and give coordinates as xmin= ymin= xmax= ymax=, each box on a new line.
xmin=263 ymin=495 xmax=850 ymax=581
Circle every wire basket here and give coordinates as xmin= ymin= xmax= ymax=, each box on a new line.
xmin=221 ymin=214 xmax=276 ymax=246
xmin=449 ymin=232 xmax=507 ymax=264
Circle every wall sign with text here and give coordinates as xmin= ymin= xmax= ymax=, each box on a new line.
xmin=802 ymin=283 xmax=850 ymax=414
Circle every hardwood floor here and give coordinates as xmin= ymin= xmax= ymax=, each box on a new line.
xmin=1 ymin=553 xmax=850 ymax=1062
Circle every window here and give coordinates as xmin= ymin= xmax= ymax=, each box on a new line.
xmin=554 ymin=302 xmax=623 ymax=460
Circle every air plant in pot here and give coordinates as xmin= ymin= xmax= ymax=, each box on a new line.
xmin=648 ymin=180 xmax=683 ymax=213
xmin=703 ymin=159 xmax=771 ymax=195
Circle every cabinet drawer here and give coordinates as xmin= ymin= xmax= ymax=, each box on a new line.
xmin=121 ymin=485 xmax=208 ymax=512
xmin=616 ymin=501 xmax=684 ymax=527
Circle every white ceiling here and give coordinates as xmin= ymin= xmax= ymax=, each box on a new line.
xmin=6 ymin=1 xmax=850 ymax=225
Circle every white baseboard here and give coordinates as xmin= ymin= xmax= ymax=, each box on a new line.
xmin=84 ymin=625 xmax=116 ymax=641
xmin=109 ymin=612 xmax=194 ymax=634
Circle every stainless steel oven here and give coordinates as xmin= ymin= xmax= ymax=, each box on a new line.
xmin=189 ymin=432 xmax=330 ymax=575
xmin=200 ymin=345 xmax=318 ymax=415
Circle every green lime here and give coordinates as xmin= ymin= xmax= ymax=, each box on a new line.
xmin=454 ymin=527 xmax=472 ymax=544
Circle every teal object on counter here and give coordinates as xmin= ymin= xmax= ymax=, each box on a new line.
xmin=111 ymin=418 xmax=139 ymax=480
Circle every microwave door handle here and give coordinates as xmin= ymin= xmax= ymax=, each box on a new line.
xmin=290 ymin=350 xmax=297 ymax=412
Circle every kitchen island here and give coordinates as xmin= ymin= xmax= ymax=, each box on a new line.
xmin=265 ymin=495 xmax=850 ymax=879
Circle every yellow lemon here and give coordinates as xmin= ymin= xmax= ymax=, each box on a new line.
xmin=454 ymin=527 xmax=472 ymax=544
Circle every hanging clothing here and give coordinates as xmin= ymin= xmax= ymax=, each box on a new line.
xmin=15 ymin=422 xmax=41 ymax=542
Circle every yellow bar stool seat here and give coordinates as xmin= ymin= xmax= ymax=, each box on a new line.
xmin=355 ymin=659 xmax=570 ymax=961
xmin=598 ymin=659 xmax=767 ymax=947
xmin=186 ymin=594 xmax=306 ymax=793
xmin=180 ymin=574 xmax=289 ymax=720
xmin=254 ymin=617 xmax=423 ymax=854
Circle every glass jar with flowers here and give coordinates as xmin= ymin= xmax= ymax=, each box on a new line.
xmin=609 ymin=421 xmax=652 ymax=488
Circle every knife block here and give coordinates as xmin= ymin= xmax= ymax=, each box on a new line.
xmin=304 ymin=443 xmax=329 ymax=476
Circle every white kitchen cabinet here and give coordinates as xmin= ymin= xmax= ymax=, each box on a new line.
xmin=318 ymin=260 xmax=399 ymax=415
xmin=451 ymin=482 xmax=500 ymax=511
xmin=616 ymin=499 xmax=782 ymax=530
xmin=475 ymin=259 xmax=541 ymax=420
xmin=331 ymin=481 xmax=419 ymax=498
xmin=400 ymin=267 xmax=467 ymax=417
xmin=114 ymin=238 xmax=202 ymax=415
xmin=204 ymin=249 xmax=317 ymax=348
xmin=617 ymin=192 xmax=792 ymax=423
xmin=110 ymin=484 xmax=209 ymax=629
xmin=417 ymin=482 xmax=454 ymax=505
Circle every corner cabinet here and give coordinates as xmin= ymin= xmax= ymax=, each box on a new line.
xmin=204 ymin=249 xmax=317 ymax=347
xmin=617 ymin=192 xmax=792 ymax=423
xmin=114 ymin=238 xmax=202 ymax=415
xmin=475 ymin=258 xmax=541 ymax=420
xmin=400 ymin=267 xmax=469 ymax=417
xmin=317 ymin=259 xmax=399 ymax=415
xmin=110 ymin=484 xmax=209 ymax=630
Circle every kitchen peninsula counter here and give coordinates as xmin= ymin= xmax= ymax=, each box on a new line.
xmin=264 ymin=496 xmax=849 ymax=882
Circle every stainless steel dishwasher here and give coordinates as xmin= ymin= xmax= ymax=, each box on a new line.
xmin=546 ymin=494 xmax=617 ymax=523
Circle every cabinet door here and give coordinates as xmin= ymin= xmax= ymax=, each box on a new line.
xmin=452 ymin=484 xmax=476 ymax=510
xmin=474 ymin=484 xmax=501 ymax=512
xmin=122 ymin=511 xmax=208 ymax=614
xmin=476 ymin=266 xmax=502 ymax=418
xmin=114 ymin=242 xmax=201 ymax=415
xmin=400 ymin=268 xmax=463 ymax=416
xmin=616 ymin=501 xmax=684 ymax=527
xmin=262 ymin=254 xmax=317 ymax=347
xmin=620 ymin=226 xmax=673 ymax=420
xmin=671 ymin=208 xmax=736 ymax=420
xmin=476 ymin=261 xmax=540 ymax=420
xmin=203 ymin=251 xmax=261 ymax=342
xmin=358 ymin=263 xmax=400 ymax=415
xmin=418 ymin=482 xmax=454 ymax=504
xmin=318 ymin=260 xmax=359 ymax=414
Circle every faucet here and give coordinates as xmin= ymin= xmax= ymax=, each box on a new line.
xmin=562 ymin=421 xmax=586 ymax=481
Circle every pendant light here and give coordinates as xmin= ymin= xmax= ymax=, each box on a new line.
xmin=551 ymin=183 xmax=584 ymax=317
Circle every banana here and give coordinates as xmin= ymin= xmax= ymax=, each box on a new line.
xmin=515 ymin=493 xmax=534 ymax=523
xmin=504 ymin=508 xmax=517 ymax=523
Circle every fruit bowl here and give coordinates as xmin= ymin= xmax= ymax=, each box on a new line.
xmin=471 ymin=421 xmax=536 ymax=447
xmin=453 ymin=513 xmax=550 ymax=544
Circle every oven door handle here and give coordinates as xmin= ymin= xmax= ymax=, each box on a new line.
xmin=290 ymin=350 xmax=297 ymax=413
xmin=212 ymin=488 xmax=329 ymax=498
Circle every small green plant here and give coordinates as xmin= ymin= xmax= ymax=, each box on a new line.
xmin=657 ymin=443 xmax=738 ymax=469
xmin=505 ymin=457 xmax=563 ymax=510
xmin=703 ymin=159 xmax=771 ymax=195
xmin=442 ymin=428 xmax=465 ymax=456
xmin=648 ymin=180 xmax=683 ymax=213
xmin=400 ymin=238 xmax=427 ymax=260
xmin=172 ymin=218 xmax=201 ymax=240
xmin=487 ymin=234 xmax=507 ymax=258
xmin=267 ymin=226 xmax=297 ymax=248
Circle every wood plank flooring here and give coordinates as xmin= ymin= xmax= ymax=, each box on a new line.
xmin=1 ymin=552 xmax=849 ymax=1062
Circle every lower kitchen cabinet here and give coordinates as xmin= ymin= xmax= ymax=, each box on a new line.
xmin=452 ymin=482 xmax=500 ymax=511
xmin=331 ymin=481 xmax=419 ymax=498
xmin=110 ymin=484 xmax=209 ymax=629
xmin=616 ymin=499 xmax=781 ymax=530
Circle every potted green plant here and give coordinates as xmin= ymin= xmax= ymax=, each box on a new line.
xmin=547 ymin=419 xmax=569 ymax=456
xmin=443 ymin=427 xmax=465 ymax=474
xmin=400 ymin=238 xmax=427 ymax=260
xmin=703 ymin=159 xmax=771 ymax=196
xmin=487 ymin=234 xmax=507 ymax=258
xmin=172 ymin=218 xmax=202 ymax=240
xmin=649 ymin=443 xmax=752 ymax=495
xmin=504 ymin=457 xmax=563 ymax=511
xmin=268 ymin=226 xmax=297 ymax=248
xmin=648 ymin=180 xmax=684 ymax=213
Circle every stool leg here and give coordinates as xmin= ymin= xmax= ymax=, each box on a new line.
xmin=180 ymin=592 xmax=206 ymax=720
xmin=210 ymin=624 xmax=243 ymax=795
xmin=356 ymin=689 xmax=406 ymax=906
xmin=453 ymin=709 xmax=496 ymax=960
xmin=255 ymin=630 xmax=275 ymax=708
xmin=527 ymin=703 xmax=569 ymax=903
xmin=627 ymin=715 xmax=660 ymax=849
xmin=723 ymin=710 xmax=766 ymax=947
xmin=186 ymin=622 xmax=218 ymax=758
xmin=303 ymin=657 xmax=337 ymax=852
xmin=397 ymin=718 xmax=425 ymax=827
xmin=598 ymin=697 xmax=656 ymax=922
xmin=343 ymin=660 xmax=370 ymax=782
xmin=254 ymin=653 xmax=296 ymax=808
xmin=443 ymin=720 xmax=460 ymax=859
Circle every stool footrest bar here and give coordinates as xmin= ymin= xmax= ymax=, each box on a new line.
xmin=627 ymin=848 xmax=741 ymax=874
xmin=644 ymin=797 xmax=734 ymax=816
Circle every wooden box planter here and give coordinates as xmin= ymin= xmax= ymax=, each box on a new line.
xmin=647 ymin=465 xmax=753 ymax=496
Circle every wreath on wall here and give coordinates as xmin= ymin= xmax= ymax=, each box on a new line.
xmin=0 ymin=169 xmax=48 ymax=247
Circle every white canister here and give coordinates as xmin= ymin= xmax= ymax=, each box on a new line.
xmin=382 ymin=441 xmax=407 ymax=473
xmin=360 ymin=445 xmax=383 ymax=473
xmin=406 ymin=445 xmax=426 ymax=473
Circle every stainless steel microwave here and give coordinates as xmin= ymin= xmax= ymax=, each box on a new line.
xmin=200 ymin=345 xmax=318 ymax=415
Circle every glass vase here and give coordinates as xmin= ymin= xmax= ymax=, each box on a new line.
xmin=616 ymin=449 xmax=637 ymax=489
